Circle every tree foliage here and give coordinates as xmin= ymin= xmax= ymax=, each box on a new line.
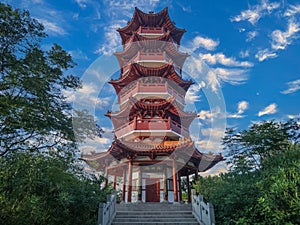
xmin=0 ymin=152 xmax=110 ymax=225
xmin=0 ymin=3 xmax=108 ymax=225
xmin=0 ymin=3 xmax=103 ymax=157
xmin=194 ymin=119 xmax=300 ymax=225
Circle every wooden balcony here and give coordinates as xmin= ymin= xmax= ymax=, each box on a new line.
xmin=135 ymin=51 xmax=170 ymax=63
xmin=119 ymin=80 xmax=185 ymax=106
xmin=137 ymin=26 xmax=164 ymax=38
xmin=114 ymin=118 xmax=189 ymax=139
xmin=121 ymin=52 xmax=171 ymax=75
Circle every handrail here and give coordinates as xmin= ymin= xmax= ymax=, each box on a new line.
xmin=118 ymin=80 xmax=185 ymax=105
xmin=98 ymin=191 xmax=117 ymax=225
xmin=114 ymin=118 xmax=190 ymax=138
xmin=191 ymin=190 xmax=215 ymax=225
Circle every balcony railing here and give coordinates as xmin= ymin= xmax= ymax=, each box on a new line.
xmin=137 ymin=26 xmax=164 ymax=37
xmin=118 ymin=80 xmax=185 ymax=105
xmin=121 ymin=52 xmax=171 ymax=75
xmin=114 ymin=118 xmax=189 ymax=139
xmin=135 ymin=51 xmax=170 ymax=62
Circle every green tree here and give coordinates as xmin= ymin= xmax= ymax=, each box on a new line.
xmin=194 ymin=119 xmax=300 ymax=225
xmin=0 ymin=4 xmax=107 ymax=225
xmin=0 ymin=152 xmax=110 ymax=225
xmin=223 ymin=119 xmax=299 ymax=171
xmin=0 ymin=3 xmax=102 ymax=157
xmin=257 ymin=144 xmax=300 ymax=225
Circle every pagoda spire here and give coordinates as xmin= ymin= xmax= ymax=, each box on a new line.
xmin=117 ymin=7 xmax=186 ymax=45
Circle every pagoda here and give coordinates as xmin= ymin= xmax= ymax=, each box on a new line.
xmin=83 ymin=7 xmax=223 ymax=203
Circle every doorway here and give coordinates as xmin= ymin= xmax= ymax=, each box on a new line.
xmin=146 ymin=178 xmax=160 ymax=202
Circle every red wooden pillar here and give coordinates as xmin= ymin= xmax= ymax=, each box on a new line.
xmin=163 ymin=166 xmax=168 ymax=201
xmin=178 ymin=172 xmax=182 ymax=202
xmin=172 ymin=160 xmax=178 ymax=203
xmin=127 ymin=161 xmax=133 ymax=202
xmin=195 ymin=169 xmax=199 ymax=181
xmin=187 ymin=174 xmax=191 ymax=203
xmin=133 ymin=116 xmax=137 ymax=129
xmin=122 ymin=168 xmax=126 ymax=202
xmin=113 ymin=175 xmax=117 ymax=189
xmin=137 ymin=167 xmax=142 ymax=202
xmin=105 ymin=168 xmax=109 ymax=187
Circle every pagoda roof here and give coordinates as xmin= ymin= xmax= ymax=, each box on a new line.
xmin=109 ymin=97 xmax=195 ymax=118
xmin=81 ymin=139 xmax=224 ymax=172
xmin=123 ymin=29 xmax=173 ymax=49
xmin=109 ymin=63 xmax=193 ymax=94
xmin=114 ymin=31 xmax=188 ymax=70
xmin=117 ymin=7 xmax=185 ymax=45
xmin=106 ymin=97 xmax=197 ymax=128
xmin=115 ymin=36 xmax=188 ymax=70
xmin=115 ymin=48 xmax=189 ymax=71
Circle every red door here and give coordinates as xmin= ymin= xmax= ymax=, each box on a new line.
xmin=146 ymin=178 xmax=160 ymax=202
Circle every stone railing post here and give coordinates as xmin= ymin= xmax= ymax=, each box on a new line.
xmin=191 ymin=190 xmax=215 ymax=225
xmin=98 ymin=192 xmax=117 ymax=225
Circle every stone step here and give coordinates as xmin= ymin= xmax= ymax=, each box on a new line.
xmin=115 ymin=213 xmax=195 ymax=218
xmin=112 ymin=222 xmax=199 ymax=225
xmin=116 ymin=203 xmax=192 ymax=211
xmin=112 ymin=203 xmax=200 ymax=225
xmin=116 ymin=211 xmax=193 ymax=215
xmin=113 ymin=217 xmax=198 ymax=222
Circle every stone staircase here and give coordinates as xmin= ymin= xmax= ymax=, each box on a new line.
xmin=111 ymin=203 xmax=200 ymax=225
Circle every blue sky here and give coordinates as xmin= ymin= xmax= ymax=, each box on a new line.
xmin=4 ymin=0 xmax=300 ymax=174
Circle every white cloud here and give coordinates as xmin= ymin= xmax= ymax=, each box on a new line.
xmin=69 ymin=49 xmax=90 ymax=60
xmin=255 ymin=49 xmax=277 ymax=62
xmin=185 ymin=81 xmax=205 ymax=103
xmin=93 ymin=136 xmax=111 ymax=144
xmin=196 ymin=127 xmax=225 ymax=152
xmin=177 ymin=2 xmax=192 ymax=13
xmin=198 ymin=110 xmax=215 ymax=121
xmin=286 ymin=114 xmax=300 ymax=119
xmin=37 ymin=18 xmax=67 ymax=36
xmin=75 ymin=0 xmax=89 ymax=8
xmin=200 ymin=162 xmax=228 ymax=176
xmin=186 ymin=59 xmax=249 ymax=93
xmin=271 ymin=20 xmax=300 ymax=50
xmin=64 ymin=82 xmax=111 ymax=109
xmin=258 ymin=103 xmax=277 ymax=117
xmin=207 ymin=70 xmax=220 ymax=93
xmin=239 ymin=50 xmax=250 ymax=58
xmin=191 ymin=35 xmax=219 ymax=51
xmin=227 ymin=101 xmax=249 ymax=118
xmin=284 ymin=4 xmax=300 ymax=17
xmin=237 ymin=101 xmax=249 ymax=114
xmin=281 ymin=79 xmax=300 ymax=94
xmin=213 ymin=68 xmax=248 ymax=85
xmin=95 ymin=22 xmax=125 ymax=55
xmin=231 ymin=9 xmax=261 ymax=25
xmin=246 ymin=31 xmax=258 ymax=42
xmin=201 ymin=127 xmax=225 ymax=138
xmin=231 ymin=0 xmax=280 ymax=25
xmin=199 ymin=53 xmax=253 ymax=67
xmin=95 ymin=0 xmax=161 ymax=55
xmin=198 ymin=107 xmax=222 ymax=121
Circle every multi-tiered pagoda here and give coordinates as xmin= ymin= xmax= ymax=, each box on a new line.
xmin=83 ymin=7 xmax=223 ymax=203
